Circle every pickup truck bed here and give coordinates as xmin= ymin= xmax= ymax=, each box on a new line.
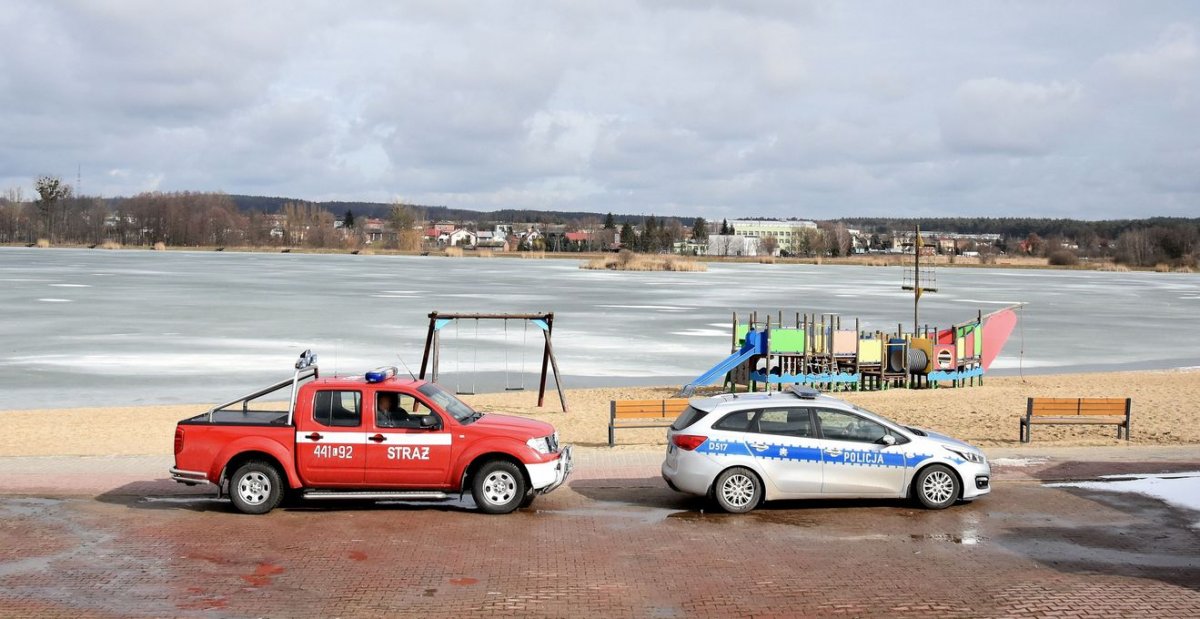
xmin=180 ymin=410 xmax=290 ymax=426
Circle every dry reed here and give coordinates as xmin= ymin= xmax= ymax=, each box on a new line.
xmin=581 ymin=252 xmax=707 ymax=272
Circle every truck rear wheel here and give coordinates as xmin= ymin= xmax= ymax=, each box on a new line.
xmin=230 ymin=461 xmax=284 ymax=515
xmin=471 ymin=460 xmax=527 ymax=514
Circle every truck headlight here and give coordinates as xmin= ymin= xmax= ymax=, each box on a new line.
xmin=527 ymin=436 xmax=551 ymax=454
xmin=943 ymin=445 xmax=985 ymax=464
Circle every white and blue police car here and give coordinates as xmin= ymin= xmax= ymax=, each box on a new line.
xmin=661 ymin=386 xmax=990 ymax=513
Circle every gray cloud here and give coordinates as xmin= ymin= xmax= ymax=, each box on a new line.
xmin=0 ymin=1 xmax=1198 ymax=218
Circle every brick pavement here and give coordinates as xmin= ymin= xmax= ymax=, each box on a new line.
xmin=0 ymin=446 xmax=1198 ymax=617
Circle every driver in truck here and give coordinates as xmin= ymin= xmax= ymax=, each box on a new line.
xmin=376 ymin=392 xmax=406 ymax=428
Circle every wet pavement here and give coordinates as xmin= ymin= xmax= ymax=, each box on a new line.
xmin=1 ymin=454 xmax=1199 ymax=618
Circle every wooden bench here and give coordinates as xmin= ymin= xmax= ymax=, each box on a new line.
xmin=1020 ymin=397 xmax=1131 ymax=443
xmin=609 ymin=399 xmax=691 ymax=446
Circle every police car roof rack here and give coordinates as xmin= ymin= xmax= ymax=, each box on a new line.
xmin=789 ymin=385 xmax=821 ymax=400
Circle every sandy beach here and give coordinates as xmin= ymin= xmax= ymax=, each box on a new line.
xmin=1 ymin=369 xmax=1197 ymax=458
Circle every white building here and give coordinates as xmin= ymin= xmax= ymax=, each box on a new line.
xmin=725 ymin=220 xmax=817 ymax=255
xmin=447 ymin=229 xmax=477 ymax=247
xmin=706 ymin=235 xmax=762 ymax=257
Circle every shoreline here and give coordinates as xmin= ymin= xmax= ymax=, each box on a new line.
xmin=4 ymin=243 xmax=1187 ymax=273
xmin=2 ymin=368 xmax=1197 ymax=458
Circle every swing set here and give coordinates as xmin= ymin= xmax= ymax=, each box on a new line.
xmin=417 ymin=312 xmax=569 ymax=412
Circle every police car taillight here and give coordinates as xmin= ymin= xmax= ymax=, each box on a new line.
xmin=672 ymin=434 xmax=707 ymax=451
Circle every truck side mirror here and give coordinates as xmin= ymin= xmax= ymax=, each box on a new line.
xmin=420 ymin=415 xmax=438 ymax=429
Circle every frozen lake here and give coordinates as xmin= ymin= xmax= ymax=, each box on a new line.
xmin=1 ymin=247 xmax=1198 ymax=409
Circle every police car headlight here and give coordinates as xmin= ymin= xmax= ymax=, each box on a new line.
xmin=943 ymin=445 xmax=984 ymax=464
xmin=526 ymin=436 xmax=552 ymax=455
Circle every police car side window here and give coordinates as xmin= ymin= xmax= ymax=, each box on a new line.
xmin=758 ymin=408 xmax=813 ymax=438
xmin=313 ymin=390 xmax=362 ymax=428
xmin=713 ymin=410 xmax=759 ymax=432
xmin=814 ymin=409 xmax=886 ymax=443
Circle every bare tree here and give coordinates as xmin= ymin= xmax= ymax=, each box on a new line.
xmin=759 ymin=234 xmax=779 ymax=256
xmin=1115 ymin=229 xmax=1157 ymax=266
xmin=34 ymin=175 xmax=72 ymax=241
xmin=388 ymin=202 xmax=424 ymax=251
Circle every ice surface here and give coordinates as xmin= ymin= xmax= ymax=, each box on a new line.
xmin=1050 ymin=473 xmax=1200 ymax=528
xmin=990 ymin=457 xmax=1048 ymax=467
xmin=1 ymin=248 xmax=1198 ymax=408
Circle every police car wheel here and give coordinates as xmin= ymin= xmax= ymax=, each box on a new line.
xmin=230 ymin=461 xmax=283 ymax=515
xmin=712 ymin=467 xmax=762 ymax=514
xmin=472 ymin=460 xmax=527 ymax=514
xmin=914 ymin=464 xmax=959 ymax=510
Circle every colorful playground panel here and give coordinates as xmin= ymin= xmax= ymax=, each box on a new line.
xmin=685 ymin=307 xmax=1018 ymax=393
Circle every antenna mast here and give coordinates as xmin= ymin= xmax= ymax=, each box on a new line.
xmin=901 ymin=225 xmax=938 ymax=334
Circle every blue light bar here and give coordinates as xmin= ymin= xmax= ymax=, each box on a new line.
xmin=365 ymin=366 xmax=397 ymax=383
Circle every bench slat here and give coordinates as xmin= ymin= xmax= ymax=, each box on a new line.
xmin=614 ymin=410 xmax=674 ymax=419
xmin=1027 ymin=418 xmax=1124 ymax=425
xmin=1022 ymin=397 xmax=1131 ymax=443
xmin=609 ymin=398 xmax=691 ymax=445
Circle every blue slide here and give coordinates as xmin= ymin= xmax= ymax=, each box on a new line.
xmin=678 ymin=330 xmax=768 ymax=396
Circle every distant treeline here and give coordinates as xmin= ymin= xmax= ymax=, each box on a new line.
xmin=840 ymin=216 xmax=1200 ymax=267
xmin=223 ymin=195 xmax=649 ymax=226
xmin=2 ymin=178 xmax=1197 ymax=267
xmin=839 ymin=216 xmax=1200 ymax=242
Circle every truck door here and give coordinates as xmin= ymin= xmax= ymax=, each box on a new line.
xmin=364 ymin=390 xmax=453 ymax=487
xmin=295 ymin=389 xmax=366 ymax=485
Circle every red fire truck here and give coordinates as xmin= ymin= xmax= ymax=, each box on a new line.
xmin=171 ymin=351 xmax=572 ymax=514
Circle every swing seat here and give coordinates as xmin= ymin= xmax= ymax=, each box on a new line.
xmin=505 ymin=386 xmax=526 ymax=392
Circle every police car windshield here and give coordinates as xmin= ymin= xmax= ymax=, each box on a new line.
xmin=417 ymin=383 xmax=479 ymax=423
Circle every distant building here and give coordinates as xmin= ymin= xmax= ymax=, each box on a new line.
xmin=447 ymin=229 xmax=477 ymax=247
xmin=706 ymin=235 xmax=762 ymax=257
xmin=726 ymin=220 xmax=817 ymax=255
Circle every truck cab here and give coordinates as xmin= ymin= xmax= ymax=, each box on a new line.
xmin=171 ymin=352 xmax=572 ymax=514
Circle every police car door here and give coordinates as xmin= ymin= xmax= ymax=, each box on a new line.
xmin=364 ymin=391 xmax=452 ymax=487
xmin=296 ymin=389 xmax=366 ymax=485
xmin=813 ymin=408 xmax=905 ymax=496
xmin=749 ymin=407 xmax=823 ymax=496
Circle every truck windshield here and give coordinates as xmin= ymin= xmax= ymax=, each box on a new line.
xmin=417 ymin=383 xmax=480 ymax=423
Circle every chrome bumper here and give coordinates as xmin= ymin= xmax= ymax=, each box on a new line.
xmin=538 ymin=445 xmax=574 ymax=495
xmin=170 ymin=467 xmax=213 ymax=486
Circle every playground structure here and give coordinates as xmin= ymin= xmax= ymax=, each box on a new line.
xmin=418 ymin=312 xmax=569 ymax=412
xmin=678 ymin=306 xmax=1020 ymax=396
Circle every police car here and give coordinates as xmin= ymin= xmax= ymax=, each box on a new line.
xmin=661 ymin=386 xmax=990 ymax=513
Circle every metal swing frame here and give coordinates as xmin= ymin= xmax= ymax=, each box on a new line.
xmin=418 ymin=312 xmax=568 ymax=412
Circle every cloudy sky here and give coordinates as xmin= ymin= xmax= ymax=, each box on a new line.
xmin=1 ymin=2 xmax=1198 ymax=219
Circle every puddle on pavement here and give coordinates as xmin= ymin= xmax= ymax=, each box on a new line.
xmin=531 ymin=506 xmax=679 ymax=524
xmin=909 ymin=532 xmax=987 ymax=545
xmin=139 ymin=496 xmax=225 ymax=505
xmin=667 ymin=509 xmax=820 ymax=528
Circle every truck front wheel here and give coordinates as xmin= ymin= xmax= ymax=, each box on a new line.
xmin=471 ymin=460 xmax=527 ymax=514
xmin=229 ymin=461 xmax=284 ymax=515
